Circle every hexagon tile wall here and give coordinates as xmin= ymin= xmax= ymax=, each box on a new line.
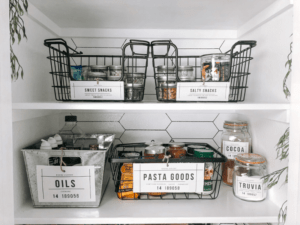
xmin=60 ymin=112 xmax=240 ymax=151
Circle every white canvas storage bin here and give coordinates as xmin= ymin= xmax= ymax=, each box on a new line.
xmin=22 ymin=136 xmax=114 ymax=208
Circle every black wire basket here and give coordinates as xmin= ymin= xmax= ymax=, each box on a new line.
xmin=151 ymin=40 xmax=257 ymax=102
xmin=44 ymin=38 xmax=150 ymax=101
xmin=109 ymin=142 xmax=227 ymax=200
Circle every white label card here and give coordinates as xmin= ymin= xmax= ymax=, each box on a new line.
xmin=70 ymin=81 xmax=124 ymax=100
xmin=133 ymin=163 xmax=204 ymax=193
xmin=36 ymin=166 xmax=96 ymax=202
xmin=223 ymin=141 xmax=249 ymax=159
xmin=236 ymin=176 xmax=264 ymax=200
xmin=176 ymin=82 xmax=230 ymax=101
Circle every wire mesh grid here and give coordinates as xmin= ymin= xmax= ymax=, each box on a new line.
xmin=109 ymin=142 xmax=227 ymax=200
xmin=151 ymin=40 xmax=256 ymax=102
xmin=44 ymin=39 xmax=150 ymax=101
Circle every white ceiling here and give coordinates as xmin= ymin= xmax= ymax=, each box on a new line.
xmin=28 ymin=0 xmax=276 ymax=30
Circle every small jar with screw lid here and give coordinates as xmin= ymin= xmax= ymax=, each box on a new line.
xmin=221 ymin=120 xmax=251 ymax=186
xmin=233 ymin=153 xmax=267 ymax=202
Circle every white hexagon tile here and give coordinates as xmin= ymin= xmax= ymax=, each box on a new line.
xmin=214 ymin=113 xmax=239 ymax=130
xmin=167 ymin=122 xmax=218 ymax=139
xmin=78 ymin=122 xmax=125 ymax=138
xmin=120 ymin=130 xmax=171 ymax=143
xmin=120 ymin=113 xmax=171 ymax=130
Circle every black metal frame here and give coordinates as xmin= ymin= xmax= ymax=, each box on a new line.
xmin=109 ymin=142 xmax=227 ymax=200
xmin=151 ymin=40 xmax=256 ymax=102
xmin=44 ymin=38 xmax=150 ymax=101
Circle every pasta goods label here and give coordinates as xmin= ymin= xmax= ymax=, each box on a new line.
xmin=235 ymin=176 xmax=264 ymax=200
xmin=223 ymin=141 xmax=249 ymax=159
xmin=133 ymin=163 xmax=204 ymax=193
xmin=70 ymin=81 xmax=124 ymax=100
xmin=36 ymin=166 xmax=96 ymax=202
xmin=176 ymin=82 xmax=230 ymax=101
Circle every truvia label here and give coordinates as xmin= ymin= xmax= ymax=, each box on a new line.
xmin=235 ymin=176 xmax=264 ymax=200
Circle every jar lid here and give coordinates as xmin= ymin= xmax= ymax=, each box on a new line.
xmin=157 ymin=65 xmax=176 ymax=71
xmin=91 ymin=65 xmax=107 ymax=70
xmin=145 ymin=140 xmax=163 ymax=146
xmin=145 ymin=146 xmax=165 ymax=154
xmin=178 ymin=66 xmax=194 ymax=71
xmin=168 ymin=142 xmax=185 ymax=147
xmin=88 ymin=72 xmax=107 ymax=77
xmin=125 ymin=73 xmax=145 ymax=78
xmin=161 ymin=83 xmax=177 ymax=88
xmin=122 ymin=152 xmax=140 ymax=158
xmin=201 ymin=53 xmax=230 ymax=60
xmin=125 ymin=83 xmax=143 ymax=88
xmin=53 ymin=134 xmax=63 ymax=145
xmin=223 ymin=120 xmax=248 ymax=129
xmin=188 ymin=145 xmax=206 ymax=149
xmin=158 ymin=76 xmax=176 ymax=82
xmin=179 ymin=77 xmax=195 ymax=81
xmin=236 ymin=153 xmax=266 ymax=164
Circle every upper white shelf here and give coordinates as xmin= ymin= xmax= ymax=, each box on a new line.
xmin=15 ymin=180 xmax=279 ymax=224
xmin=12 ymin=101 xmax=290 ymax=111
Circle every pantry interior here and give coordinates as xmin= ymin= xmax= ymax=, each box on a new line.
xmin=1 ymin=0 xmax=299 ymax=224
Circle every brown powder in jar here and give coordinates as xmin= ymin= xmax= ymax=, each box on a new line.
xmin=222 ymin=159 xmax=234 ymax=186
xmin=163 ymin=88 xmax=176 ymax=100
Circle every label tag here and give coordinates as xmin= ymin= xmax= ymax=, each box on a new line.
xmin=70 ymin=81 xmax=124 ymax=100
xmin=133 ymin=163 xmax=204 ymax=193
xmin=36 ymin=166 xmax=96 ymax=202
xmin=236 ymin=176 xmax=264 ymax=200
xmin=223 ymin=141 xmax=249 ymax=159
xmin=176 ymin=82 xmax=230 ymax=101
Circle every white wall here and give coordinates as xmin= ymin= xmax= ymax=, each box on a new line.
xmin=11 ymin=10 xmax=58 ymax=103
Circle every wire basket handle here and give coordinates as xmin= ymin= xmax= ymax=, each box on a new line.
xmin=44 ymin=38 xmax=83 ymax=55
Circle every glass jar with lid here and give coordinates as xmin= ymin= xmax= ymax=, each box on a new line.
xmin=144 ymin=146 xmax=165 ymax=159
xmin=157 ymin=65 xmax=176 ymax=78
xmin=157 ymin=76 xmax=176 ymax=100
xmin=88 ymin=65 xmax=107 ymax=81
xmin=201 ymin=54 xmax=230 ymax=82
xmin=167 ymin=142 xmax=186 ymax=158
xmin=178 ymin=66 xmax=195 ymax=81
xmin=108 ymin=65 xmax=126 ymax=81
xmin=233 ymin=153 xmax=267 ymax=202
xmin=124 ymin=83 xmax=144 ymax=101
xmin=221 ymin=120 xmax=251 ymax=186
xmin=161 ymin=82 xmax=177 ymax=101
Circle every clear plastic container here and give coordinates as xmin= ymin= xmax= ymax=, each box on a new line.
xmin=58 ymin=115 xmax=85 ymax=147
xmin=201 ymin=54 xmax=230 ymax=82
xmin=221 ymin=120 xmax=251 ymax=186
xmin=233 ymin=153 xmax=267 ymax=202
xmin=157 ymin=65 xmax=176 ymax=77
xmin=178 ymin=66 xmax=195 ymax=81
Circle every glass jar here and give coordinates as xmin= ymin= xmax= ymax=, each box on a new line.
xmin=157 ymin=65 xmax=176 ymax=77
xmin=88 ymin=65 xmax=107 ymax=81
xmin=157 ymin=76 xmax=176 ymax=100
xmin=178 ymin=66 xmax=195 ymax=81
xmin=58 ymin=115 xmax=85 ymax=148
xmin=108 ymin=65 xmax=126 ymax=81
xmin=221 ymin=120 xmax=251 ymax=186
xmin=124 ymin=83 xmax=144 ymax=101
xmin=144 ymin=146 xmax=165 ymax=159
xmin=233 ymin=153 xmax=267 ymax=202
xmin=167 ymin=142 xmax=186 ymax=158
xmin=125 ymin=73 xmax=145 ymax=85
xmin=81 ymin=65 xmax=91 ymax=80
xmin=201 ymin=54 xmax=230 ymax=82
xmin=161 ymin=82 xmax=177 ymax=101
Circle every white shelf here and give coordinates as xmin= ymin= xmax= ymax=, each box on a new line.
xmin=15 ymin=180 xmax=279 ymax=224
xmin=12 ymin=101 xmax=290 ymax=111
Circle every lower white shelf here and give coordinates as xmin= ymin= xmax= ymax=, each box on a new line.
xmin=15 ymin=180 xmax=279 ymax=224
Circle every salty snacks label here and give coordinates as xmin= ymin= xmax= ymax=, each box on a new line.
xmin=36 ymin=166 xmax=96 ymax=202
xmin=70 ymin=81 xmax=124 ymax=100
xmin=176 ymin=82 xmax=230 ymax=101
xmin=133 ymin=163 xmax=204 ymax=193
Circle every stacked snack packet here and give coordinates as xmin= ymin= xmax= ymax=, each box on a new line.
xmin=117 ymin=163 xmax=139 ymax=199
